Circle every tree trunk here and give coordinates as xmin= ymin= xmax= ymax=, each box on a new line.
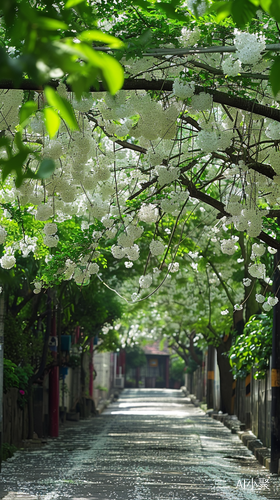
xmin=216 ymin=338 xmax=233 ymax=414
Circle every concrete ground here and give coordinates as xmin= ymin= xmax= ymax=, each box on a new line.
xmin=0 ymin=389 xmax=280 ymax=500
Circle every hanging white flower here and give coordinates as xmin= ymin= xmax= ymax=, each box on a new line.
xmin=88 ymin=263 xmax=99 ymax=275
xmin=36 ymin=204 xmax=53 ymax=221
xmin=149 ymin=240 xmax=165 ymax=256
xmin=262 ymin=302 xmax=272 ymax=312
xmin=0 ymin=254 xmax=16 ymax=269
xmin=111 ymin=245 xmax=126 ymax=259
xmin=43 ymin=223 xmax=58 ymax=235
xmin=243 ymin=278 xmax=252 ymax=287
xmin=139 ymin=274 xmax=152 ymax=289
xmin=221 ymin=237 xmax=239 ymax=255
xmin=191 ymin=92 xmax=213 ymax=111
xmin=117 ymin=233 xmax=135 ymax=248
xmin=138 ymin=204 xmax=159 ymax=223
xmin=267 ymin=296 xmax=279 ymax=306
xmin=221 ymin=309 xmax=229 ymax=315
xmin=196 ymin=130 xmax=218 ymax=153
xmin=256 ymin=294 xmax=266 ymax=303
xmin=234 ymin=304 xmax=243 ymax=310
xmin=222 ymin=56 xmax=241 ymax=77
xmin=168 ymin=262 xmax=179 ymax=273
xmin=125 ymin=244 xmax=140 ymax=261
xmin=43 ymin=235 xmax=59 ymax=248
xmin=173 ymin=79 xmax=195 ymax=100
xmin=33 ymin=281 xmax=42 ymax=294
xmin=157 ymin=166 xmax=179 ymax=186
xmin=248 ymin=263 xmax=266 ymax=279
xmin=251 ymin=243 xmax=265 ymax=257
xmin=0 ymin=227 xmax=7 ymax=245
xmin=234 ymin=31 xmax=265 ymax=65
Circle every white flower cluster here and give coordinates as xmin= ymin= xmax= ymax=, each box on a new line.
xmin=196 ymin=130 xmax=218 ymax=153
xmin=256 ymin=293 xmax=265 ymax=303
xmin=72 ymin=96 xmax=93 ymax=113
xmin=43 ymin=140 xmax=63 ymax=159
xmin=173 ymin=79 xmax=195 ymax=100
xmin=139 ymin=274 xmax=152 ymax=289
xmin=256 ymin=294 xmax=278 ymax=311
xmin=111 ymin=245 xmax=126 ymax=259
xmin=111 ymin=243 xmax=140 ymax=261
xmin=138 ymin=204 xmax=159 ymax=223
xmin=0 ymin=226 xmax=7 ymax=245
xmin=243 ymin=278 xmax=252 ymax=287
xmin=251 ymin=243 xmax=265 ymax=259
xmin=178 ymin=27 xmax=201 ymax=46
xmin=234 ymin=31 xmax=265 ymax=65
xmin=43 ymin=223 xmax=58 ymax=235
xmin=33 ymin=281 xmax=42 ymax=294
xmin=36 ymin=204 xmax=53 ymax=221
xmin=265 ymin=121 xmax=280 ymax=140
xmin=117 ymin=233 xmax=135 ymax=248
xmin=64 ymin=259 xmax=76 ymax=280
xmin=126 ymin=225 xmax=144 ymax=241
xmin=168 ymin=262 xmax=179 ymax=273
xmin=20 ymin=236 xmax=37 ymax=257
xmin=88 ymin=262 xmax=99 ymax=275
xmin=149 ymin=240 xmax=165 ymax=256
xmin=157 ymin=166 xmax=179 ymax=186
xmin=226 ymin=195 xmax=242 ymax=216
xmin=191 ymin=92 xmax=213 ymax=111
xmin=0 ymin=90 xmax=23 ymax=130
xmin=161 ymin=191 xmax=189 ymax=216
xmin=222 ymin=56 xmax=241 ymax=77
xmin=44 ymin=235 xmax=59 ymax=248
xmin=0 ymin=254 xmax=16 ymax=269
xmin=233 ymin=209 xmax=263 ymax=237
xmin=220 ymin=236 xmax=239 ymax=255
xmin=268 ymin=150 xmax=280 ymax=175
xmin=248 ymin=263 xmax=266 ymax=279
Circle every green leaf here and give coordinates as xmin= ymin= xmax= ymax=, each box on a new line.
xmin=65 ymin=0 xmax=85 ymax=7
xmin=44 ymin=86 xmax=79 ymax=130
xmin=43 ymin=107 xmax=61 ymax=139
xmin=267 ymin=0 xmax=280 ymax=22
xmin=231 ymin=0 xmax=257 ymax=26
xmin=63 ymin=41 xmax=124 ymax=94
xmin=78 ymin=30 xmax=124 ymax=49
xmin=36 ymin=159 xmax=56 ymax=180
xmin=211 ymin=1 xmax=233 ymax=22
xmin=19 ymin=101 xmax=37 ymax=126
xmin=269 ymin=57 xmax=280 ymax=96
xmin=35 ymin=17 xmax=68 ymax=31
xmin=134 ymin=0 xmax=187 ymax=22
xmin=0 ymin=150 xmax=29 ymax=183
xmin=99 ymin=53 xmax=124 ymax=95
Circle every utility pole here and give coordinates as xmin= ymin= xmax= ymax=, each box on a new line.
xmin=271 ymin=227 xmax=280 ymax=474
xmin=0 ymin=293 xmax=5 ymax=472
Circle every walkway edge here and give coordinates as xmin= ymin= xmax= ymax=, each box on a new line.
xmin=182 ymin=387 xmax=278 ymax=474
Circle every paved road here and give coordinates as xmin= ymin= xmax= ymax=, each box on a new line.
xmin=0 ymin=389 xmax=280 ymax=500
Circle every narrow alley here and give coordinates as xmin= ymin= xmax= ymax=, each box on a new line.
xmin=0 ymin=389 xmax=279 ymax=500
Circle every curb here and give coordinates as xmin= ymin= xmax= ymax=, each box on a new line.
xmin=212 ymin=412 xmax=272 ymax=471
xmin=182 ymin=388 xmax=275 ymax=473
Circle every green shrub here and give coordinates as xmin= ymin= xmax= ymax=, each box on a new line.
xmin=229 ymin=314 xmax=272 ymax=380
xmin=169 ymin=357 xmax=185 ymax=384
xmin=0 ymin=443 xmax=17 ymax=461
xmin=3 ymin=359 xmax=33 ymax=407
